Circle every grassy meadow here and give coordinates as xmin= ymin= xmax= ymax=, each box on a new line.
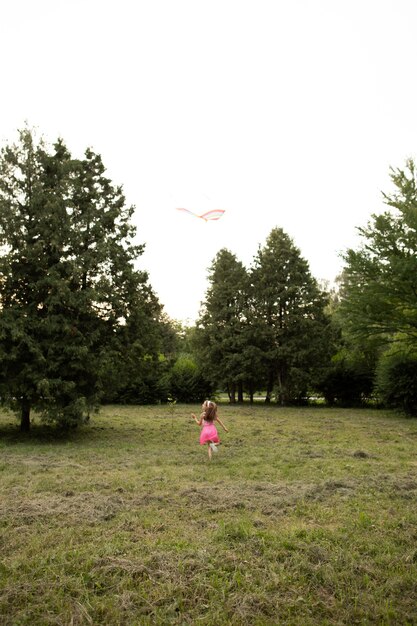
xmin=1 ymin=403 xmax=417 ymax=625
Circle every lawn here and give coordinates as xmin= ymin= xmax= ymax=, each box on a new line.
xmin=1 ymin=404 xmax=417 ymax=625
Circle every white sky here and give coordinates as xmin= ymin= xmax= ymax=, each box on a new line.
xmin=1 ymin=0 xmax=417 ymax=323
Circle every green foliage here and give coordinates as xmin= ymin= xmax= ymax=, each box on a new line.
xmin=250 ymin=228 xmax=332 ymax=404
xmin=108 ymin=355 xmax=169 ymax=405
xmin=376 ymin=346 xmax=417 ymax=415
xmin=0 ymin=127 xmax=161 ymax=428
xmin=314 ymin=309 xmax=378 ymax=407
xmin=316 ymin=356 xmax=375 ymax=407
xmin=196 ymin=249 xmax=250 ymax=401
xmin=338 ymin=159 xmax=417 ymax=409
xmin=339 ymin=159 xmax=417 ymax=347
xmin=169 ymin=353 xmax=212 ymax=402
xmin=195 ymin=233 xmax=333 ymax=405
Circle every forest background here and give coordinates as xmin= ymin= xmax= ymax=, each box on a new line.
xmin=0 ymin=128 xmax=416 ymax=431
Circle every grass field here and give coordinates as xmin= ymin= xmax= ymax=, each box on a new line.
xmin=1 ymin=403 xmax=417 ymax=625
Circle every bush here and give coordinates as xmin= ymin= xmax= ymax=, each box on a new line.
xmin=376 ymin=348 xmax=417 ymax=416
xmin=169 ymin=354 xmax=212 ymax=402
xmin=104 ymin=355 xmax=170 ymax=404
xmin=315 ymin=359 xmax=374 ymax=407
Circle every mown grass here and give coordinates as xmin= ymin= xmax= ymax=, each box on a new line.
xmin=1 ymin=404 xmax=417 ymax=625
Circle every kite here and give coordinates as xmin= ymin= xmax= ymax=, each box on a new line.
xmin=176 ymin=208 xmax=225 ymax=222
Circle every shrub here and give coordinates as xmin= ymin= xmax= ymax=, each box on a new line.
xmin=376 ymin=348 xmax=417 ymax=416
xmin=169 ymin=354 xmax=212 ymax=402
xmin=315 ymin=358 xmax=374 ymax=407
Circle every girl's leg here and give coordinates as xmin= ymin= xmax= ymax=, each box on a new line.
xmin=207 ymin=443 xmax=212 ymax=461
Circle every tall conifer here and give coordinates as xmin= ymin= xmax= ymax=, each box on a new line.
xmin=0 ymin=128 xmax=159 ymax=429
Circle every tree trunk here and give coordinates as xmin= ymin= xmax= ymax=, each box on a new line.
xmin=237 ymin=381 xmax=243 ymax=403
xmin=277 ymin=368 xmax=286 ymax=406
xmin=248 ymin=381 xmax=254 ymax=404
xmin=20 ymin=401 xmax=31 ymax=432
xmin=228 ymin=382 xmax=236 ymax=404
xmin=265 ymin=370 xmax=274 ymax=403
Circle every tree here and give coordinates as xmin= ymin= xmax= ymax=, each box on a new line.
xmin=249 ymin=228 xmax=331 ymax=404
xmin=314 ymin=275 xmax=379 ymax=407
xmin=338 ymin=160 xmax=417 ymax=413
xmin=195 ymin=249 xmax=250 ymax=402
xmin=339 ymin=159 xmax=417 ymax=348
xmin=0 ymin=128 xmax=160 ymax=429
xmin=100 ymin=288 xmax=165 ymax=405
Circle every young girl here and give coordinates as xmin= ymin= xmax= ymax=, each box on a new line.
xmin=192 ymin=400 xmax=229 ymax=460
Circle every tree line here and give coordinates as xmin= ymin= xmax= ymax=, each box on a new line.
xmin=0 ymin=129 xmax=416 ymax=430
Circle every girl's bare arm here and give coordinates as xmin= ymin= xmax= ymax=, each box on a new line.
xmin=191 ymin=413 xmax=203 ymax=426
xmin=216 ymin=416 xmax=229 ymax=432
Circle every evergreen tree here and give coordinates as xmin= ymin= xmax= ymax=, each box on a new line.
xmin=0 ymin=128 xmax=160 ymax=429
xmin=249 ymin=228 xmax=330 ymax=404
xmin=195 ymin=249 xmax=249 ymax=402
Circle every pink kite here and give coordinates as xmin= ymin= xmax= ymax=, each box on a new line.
xmin=176 ymin=208 xmax=225 ymax=222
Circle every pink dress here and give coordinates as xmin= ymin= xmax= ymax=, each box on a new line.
xmin=200 ymin=419 xmax=220 ymax=445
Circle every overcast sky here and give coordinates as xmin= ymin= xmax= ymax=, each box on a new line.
xmin=2 ymin=0 xmax=417 ymax=322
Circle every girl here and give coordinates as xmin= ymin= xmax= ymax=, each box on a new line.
xmin=192 ymin=400 xmax=229 ymax=460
